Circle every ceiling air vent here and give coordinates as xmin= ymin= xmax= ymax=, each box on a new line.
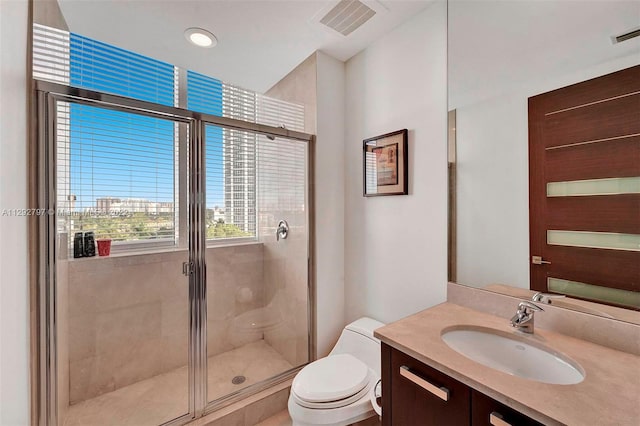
xmin=612 ymin=28 xmax=640 ymax=44
xmin=319 ymin=0 xmax=376 ymax=36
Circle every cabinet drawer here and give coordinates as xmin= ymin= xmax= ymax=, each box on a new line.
xmin=387 ymin=344 xmax=471 ymax=426
xmin=472 ymin=390 xmax=543 ymax=426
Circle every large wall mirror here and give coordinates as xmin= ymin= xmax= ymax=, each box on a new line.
xmin=448 ymin=0 xmax=640 ymax=324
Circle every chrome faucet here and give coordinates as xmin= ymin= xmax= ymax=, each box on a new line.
xmin=510 ymin=301 xmax=544 ymax=334
xmin=532 ymin=292 xmax=565 ymax=304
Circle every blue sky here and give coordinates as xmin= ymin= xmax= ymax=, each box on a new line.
xmin=69 ymin=33 xmax=225 ymax=209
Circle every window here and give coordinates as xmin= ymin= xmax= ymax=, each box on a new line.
xmin=34 ymin=24 xmax=305 ymax=252
xmin=187 ymin=71 xmax=256 ymax=240
xmin=60 ymin=33 xmax=180 ymax=249
xmin=188 ymin=71 xmax=256 ymax=241
xmin=62 ymin=103 xmax=179 ymax=246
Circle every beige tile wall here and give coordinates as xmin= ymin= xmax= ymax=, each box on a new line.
xmin=261 ymin=227 xmax=309 ymax=366
xmin=206 ymin=244 xmax=265 ymax=357
xmin=67 ymin=244 xmax=264 ymax=404
xmin=257 ymin=135 xmax=310 ymax=367
xmin=262 ymin=52 xmax=315 ymax=366
xmin=265 ymin=53 xmax=317 ymax=135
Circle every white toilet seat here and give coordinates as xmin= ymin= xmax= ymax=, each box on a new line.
xmin=288 ymin=373 xmax=378 ymax=426
xmin=292 ymin=354 xmax=371 ymax=403
xmin=291 ymin=374 xmax=372 ymax=409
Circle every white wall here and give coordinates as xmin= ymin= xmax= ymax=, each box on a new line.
xmin=455 ymin=54 xmax=640 ymax=290
xmin=343 ymin=1 xmax=448 ymax=325
xmin=315 ymin=52 xmax=346 ymax=356
xmin=0 ymin=0 xmax=30 ymax=424
xmin=455 ymin=91 xmax=530 ymax=288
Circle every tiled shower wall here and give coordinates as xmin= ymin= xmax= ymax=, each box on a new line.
xmin=66 ymin=244 xmax=264 ymax=404
xmin=262 ymin=52 xmax=315 ymax=365
xmin=205 ymin=244 xmax=265 ymax=357
xmin=258 ymin=134 xmax=310 ymax=367
xmin=261 ymin=228 xmax=309 ymax=366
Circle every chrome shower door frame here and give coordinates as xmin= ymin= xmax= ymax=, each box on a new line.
xmin=196 ymin=121 xmax=316 ymax=417
xmin=32 ymin=80 xmax=316 ymax=426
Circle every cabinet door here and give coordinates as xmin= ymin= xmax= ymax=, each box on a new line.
xmin=384 ymin=344 xmax=471 ymax=426
xmin=471 ymin=390 xmax=543 ymax=426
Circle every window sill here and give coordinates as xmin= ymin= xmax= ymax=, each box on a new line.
xmin=66 ymin=240 xmax=263 ymax=263
xmin=206 ymin=237 xmax=258 ymax=248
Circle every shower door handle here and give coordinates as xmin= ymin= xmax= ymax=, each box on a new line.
xmin=182 ymin=261 xmax=193 ymax=276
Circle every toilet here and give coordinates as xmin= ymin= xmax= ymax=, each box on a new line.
xmin=288 ymin=317 xmax=385 ymax=426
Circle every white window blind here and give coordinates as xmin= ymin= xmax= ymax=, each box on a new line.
xmin=34 ymin=24 xmax=307 ymax=249
xmin=188 ymin=71 xmax=256 ymax=239
xmin=62 ymin=102 xmax=179 ymax=246
xmin=33 ymin=24 xmax=73 ymax=236
xmin=69 ymin=33 xmax=176 ymax=106
xmin=257 ymin=135 xmax=308 ymax=242
xmin=33 ymin=24 xmax=70 ymax=84
xmin=67 ymin=32 xmax=179 ymax=246
xmin=187 ymin=71 xmax=305 ymax=241
xmin=34 ymin=24 xmax=180 ymax=249
xmin=256 ymin=94 xmax=305 ymax=132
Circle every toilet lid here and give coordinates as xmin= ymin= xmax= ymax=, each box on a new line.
xmin=292 ymin=354 xmax=370 ymax=403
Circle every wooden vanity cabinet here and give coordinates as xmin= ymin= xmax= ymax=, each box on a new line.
xmin=383 ymin=342 xmax=471 ymax=425
xmin=382 ymin=343 xmax=543 ymax=426
xmin=471 ymin=390 xmax=542 ymax=426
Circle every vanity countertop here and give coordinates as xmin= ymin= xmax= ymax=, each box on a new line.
xmin=374 ymin=302 xmax=640 ymax=426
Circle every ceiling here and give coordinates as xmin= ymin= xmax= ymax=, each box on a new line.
xmin=449 ymin=0 xmax=640 ymax=108
xmin=57 ymin=0 xmax=434 ymax=93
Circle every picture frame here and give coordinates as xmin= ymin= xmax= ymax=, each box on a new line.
xmin=363 ymin=129 xmax=408 ymax=197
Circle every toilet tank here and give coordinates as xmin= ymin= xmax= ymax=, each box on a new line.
xmin=329 ymin=317 xmax=385 ymax=375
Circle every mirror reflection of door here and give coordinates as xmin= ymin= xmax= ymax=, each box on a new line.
xmin=528 ymin=65 xmax=640 ymax=309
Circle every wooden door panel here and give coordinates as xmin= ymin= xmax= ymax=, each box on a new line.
xmin=529 ymin=65 xmax=640 ymax=304
xmin=543 ymin=93 xmax=640 ymax=148
xmin=545 ymin=246 xmax=639 ymax=292
xmin=546 ymin=195 xmax=640 ymax=234
xmin=545 ymin=135 xmax=640 ymax=182
xmin=533 ymin=66 xmax=640 ymax=113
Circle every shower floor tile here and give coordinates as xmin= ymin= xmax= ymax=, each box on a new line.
xmin=207 ymin=340 xmax=294 ymax=402
xmin=63 ymin=340 xmax=293 ymax=426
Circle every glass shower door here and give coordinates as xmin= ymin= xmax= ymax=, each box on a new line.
xmin=39 ymin=82 xmax=314 ymax=426
xmin=202 ymin=123 xmax=311 ymax=406
xmin=52 ymin=98 xmax=193 ymax=426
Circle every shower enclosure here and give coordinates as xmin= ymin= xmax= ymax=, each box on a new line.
xmin=33 ymin=81 xmax=315 ymax=426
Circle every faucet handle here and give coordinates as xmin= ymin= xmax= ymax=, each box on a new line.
xmin=276 ymin=219 xmax=289 ymax=241
xmin=517 ymin=301 xmax=544 ymax=313
xmin=532 ymin=292 xmax=566 ymax=304
xmin=511 ymin=301 xmax=543 ymax=333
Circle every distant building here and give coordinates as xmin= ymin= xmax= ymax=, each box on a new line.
xmin=222 ymin=84 xmax=256 ymax=235
xmin=212 ymin=207 xmax=225 ymax=222
xmin=96 ymin=197 xmax=121 ymax=211
xmin=95 ymin=197 xmax=174 ymax=214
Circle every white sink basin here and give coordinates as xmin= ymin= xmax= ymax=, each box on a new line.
xmin=441 ymin=326 xmax=585 ymax=385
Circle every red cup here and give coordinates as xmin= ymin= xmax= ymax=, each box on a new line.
xmin=97 ymin=239 xmax=112 ymax=256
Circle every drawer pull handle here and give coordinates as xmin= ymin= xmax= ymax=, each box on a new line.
xmin=399 ymin=365 xmax=450 ymax=401
xmin=490 ymin=412 xmax=512 ymax=426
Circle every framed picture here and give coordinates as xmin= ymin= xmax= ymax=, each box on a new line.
xmin=363 ymin=129 xmax=408 ymax=196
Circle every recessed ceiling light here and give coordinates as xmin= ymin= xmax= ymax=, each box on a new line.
xmin=184 ymin=28 xmax=217 ymax=48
